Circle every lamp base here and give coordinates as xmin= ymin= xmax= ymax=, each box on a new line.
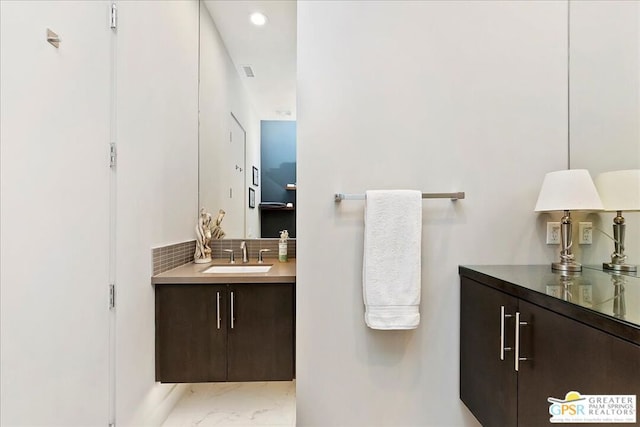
xmin=603 ymin=262 xmax=637 ymax=272
xmin=552 ymin=261 xmax=582 ymax=272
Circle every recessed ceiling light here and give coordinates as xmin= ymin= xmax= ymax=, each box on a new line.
xmin=250 ymin=12 xmax=267 ymax=26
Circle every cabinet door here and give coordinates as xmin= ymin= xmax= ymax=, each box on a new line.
xmin=517 ymin=300 xmax=640 ymax=427
xmin=155 ymin=285 xmax=227 ymax=382
xmin=227 ymin=284 xmax=294 ymax=381
xmin=460 ymin=277 xmax=518 ymax=427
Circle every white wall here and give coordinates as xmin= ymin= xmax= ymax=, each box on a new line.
xmin=1 ymin=1 xmax=261 ymax=424
xmin=297 ymin=1 xmax=568 ymax=425
xmin=113 ymin=1 xmax=199 ymax=424
xmin=200 ymin=4 xmax=261 ymax=239
xmin=1 ymin=1 xmax=112 ymax=424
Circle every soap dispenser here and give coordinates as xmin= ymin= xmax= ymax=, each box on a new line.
xmin=279 ymin=230 xmax=289 ymax=262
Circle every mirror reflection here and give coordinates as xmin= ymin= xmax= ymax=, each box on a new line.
xmin=198 ymin=1 xmax=297 ymax=238
xmin=569 ymin=0 xmax=639 ymax=174
xmin=568 ymin=1 xmax=640 ymax=271
xmin=198 ymin=1 xmax=637 ymax=238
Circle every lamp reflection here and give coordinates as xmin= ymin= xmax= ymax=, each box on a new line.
xmin=546 ymin=273 xmax=593 ymax=307
xmin=608 ymin=274 xmax=626 ymax=320
xmin=589 ymin=273 xmax=627 ymax=319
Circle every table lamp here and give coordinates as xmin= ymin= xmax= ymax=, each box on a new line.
xmin=594 ymin=169 xmax=640 ymax=272
xmin=535 ymin=169 xmax=603 ymax=272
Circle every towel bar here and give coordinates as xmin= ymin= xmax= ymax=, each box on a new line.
xmin=334 ymin=192 xmax=465 ymax=202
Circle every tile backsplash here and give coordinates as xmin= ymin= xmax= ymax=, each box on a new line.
xmin=152 ymin=238 xmax=296 ymax=275
xmin=210 ymin=238 xmax=296 ymax=261
xmin=152 ymin=240 xmax=196 ymax=275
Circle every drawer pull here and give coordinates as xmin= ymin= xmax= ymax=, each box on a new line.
xmin=230 ymin=291 xmax=235 ymax=329
xmin=515 ymin=312 xmax=530 ymax=371
xmin=500 ymin=305 xmax=513 ymax=360
xmin=216 ymin=291 xmax=221 ymax=330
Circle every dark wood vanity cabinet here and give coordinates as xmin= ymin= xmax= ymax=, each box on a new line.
xmin=460 ymin=268 xmax=640 ymax=427
xmin=460 ymin=276 xmax=518 ymax=427
xmin=517 ymin=300 xmax=639 ymax=426
xmin=155 ymin=284 xmax=228 ymax=382
xmin=155 ymin=283 xmax=294 ymax=383
xmin=226 ymin=283 xmax=294 ymax=381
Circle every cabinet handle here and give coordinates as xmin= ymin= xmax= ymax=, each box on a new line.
xmin=500 ymin=305 xmax=513 ymax=360
xmin=230 ymin=291 xmax=235 ymax=329
xmin=515 ymin=312 xmax=529 ymax=371
xmin=216 ymin=291 xmax=221 ymax=330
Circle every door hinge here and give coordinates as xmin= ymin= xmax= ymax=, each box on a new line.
xmin=109 ymin=142 xmax=117 ymax=168
xmin=110 ymin=3 xmax=118 ymax=30
xmin=109 ymin=284 xmax=115 ymax=309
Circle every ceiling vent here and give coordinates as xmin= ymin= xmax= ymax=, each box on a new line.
xmin=242 ymin=65 xmax=255 ymax=78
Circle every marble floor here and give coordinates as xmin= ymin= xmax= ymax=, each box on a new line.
xmin=162 ymin=381 xmax=296 ymax=427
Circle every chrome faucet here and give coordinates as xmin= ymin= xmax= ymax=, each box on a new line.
xmin=223 ymin=249 xmax=235 ymax=264
xmin=240 ymin=241 xmax=248 ymax=263
xmin=258 ymin=248 xmax=271 ymax=263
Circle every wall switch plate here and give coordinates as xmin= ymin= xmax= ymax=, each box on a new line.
xmin=546 ymin=222 xmax=561 ymax=244
xmin=579 ymin=222 xmax=593 ymax=244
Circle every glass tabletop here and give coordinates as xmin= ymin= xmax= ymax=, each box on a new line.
xmin=461 ymin=265 xmax=640 ymax=328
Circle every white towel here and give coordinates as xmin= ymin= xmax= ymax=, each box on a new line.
xmin=363 ymin=190 xmax=422 ymax=330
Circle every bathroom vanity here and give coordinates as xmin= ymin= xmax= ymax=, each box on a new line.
xmin=152 ymin=260 xmax=296 ymax=383
xmin=459 ymin=265 xmax=639 ymax=427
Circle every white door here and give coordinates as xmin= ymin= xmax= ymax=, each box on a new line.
xmin=0 ymin=1 xmax=111 ymax=425
xmin=226 ymin=113 xmax=246 ymax=236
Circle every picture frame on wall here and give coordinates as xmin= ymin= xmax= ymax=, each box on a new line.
xmin=252 ymin=166 xmax=259 ymax=186
xmin=249 ymin=187 xmax=255 ymax=209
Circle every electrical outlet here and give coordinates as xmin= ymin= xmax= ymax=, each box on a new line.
xmin=546 ymin=222 xmax=561 ymax=244
xmin=579 ymin=222 xmax=593 ymax=244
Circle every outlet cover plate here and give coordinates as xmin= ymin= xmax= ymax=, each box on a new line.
xmin=579 ymin=222 xmax=593 ymax=244
xmin=547 ymin=222 xmax=561 ymax=244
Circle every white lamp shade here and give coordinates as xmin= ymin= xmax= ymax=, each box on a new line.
xmin=595 ymin=169 xmax=640 ymax=212
xmin=534 ymin=169 xmax=603 ymax=212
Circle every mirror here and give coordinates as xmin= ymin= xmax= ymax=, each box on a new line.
xmin=569 ymin=0 xmax=640 ymax=269
xmin=569 ymin=0 xmax=639 ymax=173
xmin=198 ymin=1 xmax=296 ymax=238
xmin=198 ymin=1 xmax=637 ymax=238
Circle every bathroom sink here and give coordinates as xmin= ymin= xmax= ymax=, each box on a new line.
xmin=202 ymin=265 xmax=273 ymax=274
